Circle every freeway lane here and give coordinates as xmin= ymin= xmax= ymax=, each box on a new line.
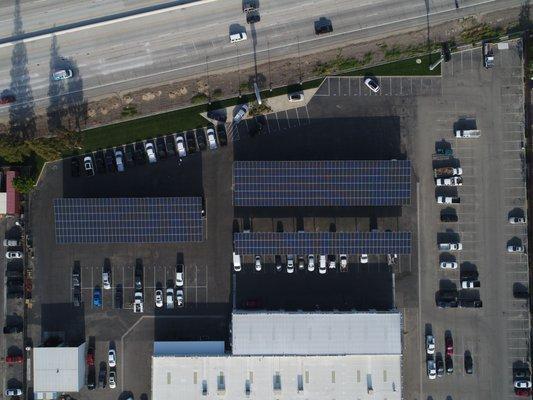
xmin=0 ymin=0 xmax=525 ymax=118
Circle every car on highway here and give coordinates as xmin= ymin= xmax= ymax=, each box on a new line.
xmin=364 ymin=77 xmax=380 ymax=93
xmin=52 ymin=69 xmax=73 ymax=81
xmin=464 ymin=351 xmax=473 ymax=374
xmin=233 ymin=104 xmax=249 ymax=124
xmin=115 ymin=149 xmax=125 ymax=172
xmin=176 ymin=289 xmax=184 ymax=307
xmin=176 ymin=264 xmax=184 ymax=287
xmin=108 ymin=349 xmax=116 ymax=367
xmin=440 ymin=261 xmax=457 ymax=269
xmin=93 ymin=287 xmax=102 ymax=307
xmin=4 ymin=388 xmax=22 ymax=396
xmin=509 ymin=216 xmax=526 ymax=224
xmin=359 ymin=254 xmax=368 ymax=264
xmin=155 ymin=289 xmax=163 ymax=308
xmin=288 ymin=92 xmax=304 ymax=102
xmin=445 ymin=356 xmax=453 ymax=374
xmin=176 ymin=135 xmax=187 ymax=157
xmin=109 ymin=370 xmax=116 ymax=389
xmin=145 ymin=142 xmax=157 ymax=163
xmin=427 ymin=358 xmax=436 ymax=380
xmin=307 ymin=254 xmax=315 ymax=272
xmin=83 ymin=156 xmax=94 ymax=176
xmin=435 ymin=176 xmax=463 ymax=186
xmin=255 ymin=255 xmax=262 ymax=271
xmin=207 ymin=128 xmax=217 ymax=150
xmin=315 ymin=17 xmax=333 ymax=34
xmin=425 ymin=334 xmax=435 ymax=355
xmin=287 ymin=255 xmax=294 ymax=273
xmin=508 ymin=244 xmax=524 ymax=253
xmin=5 ymin=251 xmax=22 ymax=259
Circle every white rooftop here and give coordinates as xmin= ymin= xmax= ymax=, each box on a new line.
xmin=152 ymin=354 xmax=401 ymax=400
xmin=231 ymin=311 xmax=402 ymax=355
xmin=33 ymin=344 xmax=86 ymax=393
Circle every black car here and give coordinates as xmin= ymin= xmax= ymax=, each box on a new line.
xmin=315 ymin=18 xmax=333 ymax=35
xmin=436 ymin=290 xmax=458 ymax=308
xmin=165 ymin=135 xmax=176 ymax=156
xmin=70 ymin=158 xmax=80 ymax=177
xmin=196 ymin=129 xmax=207 ymax=151
xmin=98 ymin=367 xmax=107 ymax=388
xmin=6 ymin=278 xmax=24 ymax=287
xmin=156 ymin=137 xmax=167 ymax=159
xmin=246 ymin=11 xmax=260 ymax=23
xmin=124 ymin=145 xmax=135 ymax=166
xmin=275 ymin=255 xmax=282 ymax=271
xmin=134 ymin=143 xmax=147 ymax=164
xmin=464 ymin=352 xmax=473 ymax=374
xmin=445 ymin=355 xmax=453 ymax=374
xmin=114 ymin=286 xmax=123 ymax=309
xmin=207 ymin=110 xmax=227 ymax=123
xmin=459 ymin=299 xmax=483 ymax=308
xmin=87 ymin=367 xmax=96 ymax=390
xmin=436 ymin=355 xmax=444 ymax=377
xmin=94 ymin=152 xmax=106 ymax=173
xmin=73 ymin=288 xmax=81 ymax=307
xmin=3 ymin=325 xmax=22 ymax=334
xmin=186 ymin=131 xmax=197 ymax=153
xmin=217 ymin=125 xmax=228 ymax=146
xmin=440 ymin=212 xmax=458 ymax=222
xmin=6 ymin=289 xmax=23 ymax=299
xmin=104 ymin=150 xmax=116 ymax=172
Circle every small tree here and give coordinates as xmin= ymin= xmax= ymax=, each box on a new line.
xmin=12 ymin=175 xmax=36 ymax=194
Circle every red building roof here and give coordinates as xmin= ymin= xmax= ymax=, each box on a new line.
xmin=6 ymin=171 xmax=20 ymax=215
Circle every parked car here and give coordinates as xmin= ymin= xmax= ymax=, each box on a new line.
xmin=5 ymin=251 xmax=22 ymax=259
xmin=108 ymin=349 xmax=116 ymax=367
xmin=288 ymin=92 xmax=304 ymax=102
xmin=275 ymin=255 xmax=283 ymax=271
xmin=514 ymin=380 xmax=532 ymax=389
xmin=52 ymin=69 xmax=73 ymax=80
xmin=108 ymin=370 xmax=116 ymax=389
xmin=176 ymin=135 xmax=187 ymax=157
xmin=509 ymin=216 xmax=526 ymax=224
xmin=328 ymin=254 xmax=336 ymax=269
xmin=464 ymin=351 xmax=473 ymax=374
xmin=94 ymin=152 xmax=106 ymax=173
xmin=445 ymin=336 xmax=453 ymax=356
xmin=319 ymin=255 xmax=327 ymax=274
xmin=3 ymin=325 xmax=22 ymax=334
xmin=217 ymin=125 xmax=228 ymax=146
xmin=83 ymin=156 xmax=94 ymax=176
xmin=186 ymin=131 xmax=197 ymax=153
xmin=440 ymin=212 xmax=458 ymax=222
xmin=71 ymin=157 xmax=80 ymax=177
xmin=436 ymin=355 xmax=444 ymax=377
xmin=307 ymin=254 xmax=315 ymax=272
xmin=166 ymin=287 xmax=174 ymax=308
xmin=86 ymin=347 xmax=95 ymax=366
xmin=427 ymin=359 xmax=436 ymax=380
xmin=508 ymin=244 xmax=524 ymax=253
xmin=176 ymin=289 xmax=184 ymax=307
xmin=426 ymin=335 xmax=435 ymax=354
xmin=233 ymin=104 xmax=249 ymax=124
xmin=176 ymin=264 xmax=184 ymax=287
xmin=115 ymin=149 xmax=125 ymax=172
xmin=156 ymin=137 xmax=167 ymax=159
xmin=435 ymin=176 xmax=463 ymax=186
xmin=155 ymin=289 xmax=163 ymax=308
xmin=98 ymin=367 xmax=107 ymax=388
xmin=196 ymin=130 xmax=207 ymax=150
xmin=360 ymin=254 xmax=368 ymax=264
xmin=440 ymin=261 xmax=458 ymax=269
xmin=102 ymin=270 xmax=111 ymax=289
xmin=5 ymin=355 xmax=23 ymax=364
xmin=445 ymin=356 xmax=453 ymax=374
xmin=93 ymin=287 xmax=102 ymax=307
xmin=3 ymin=239 xmax=19 ymax=247
xmin=207 ymin=128 xmax=217 ymax=150
xmin=255 ymin=255 xmax=262 ymax=271
xmin=314 ymin=18 xmax=333 ymax=34
xmin=286 ymin=255 xmax=294 ymax=273
xmin=124 ymin=145 xmax=135 ymax=166
xmin=165 ymin=135 xmax=176 ymax=156
xmin=105 ymin=150 xmax=116 ymax=172
xmin=437 ymin=196 xmax=460 ymax=204
xmin=145 ymin=142 xmax=157 ymax=163
xmin=4 ymin=388 xmax=22 ymax=396
xmin=364 ymin=77 xmax=380 ymax=93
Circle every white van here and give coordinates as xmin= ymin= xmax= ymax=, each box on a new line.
xmin=233 ymin=252 xmax=242 ymax=272
xmin=230 ymin=32 xmax=247 ymax=43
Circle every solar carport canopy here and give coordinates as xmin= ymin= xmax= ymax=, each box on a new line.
xmin=233 ymin=160 xmax=411 ymax=207
xmin=54 ymin=197 xmax=204 ymax=244
xmin=233 ymin=231 xmax=411 ymax=255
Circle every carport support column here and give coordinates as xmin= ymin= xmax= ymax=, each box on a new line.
xmin=254 ymin=82 xmax=262 ymax=105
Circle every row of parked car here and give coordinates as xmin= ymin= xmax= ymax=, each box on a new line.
xmin=71 ymin=125 xmax=228 ymax=177
xmin=426 ymin=331 xmax=473 ymax=379
xmin=86 ymin=344 xmax=118 ymax=390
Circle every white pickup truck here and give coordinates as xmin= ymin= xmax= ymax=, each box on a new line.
xmin=438 ymin=242 xmax=462 ymax=251
xmin=133 ymin=291 xmax=144 ymax=313
xmin=435 ymin=176 xmax=463 ymax=186
xmin=455 ymin=129 xmax=480 ymax=138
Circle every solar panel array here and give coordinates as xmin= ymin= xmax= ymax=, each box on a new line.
xmin=54 ymin=197 xmax=204 ymax=244
xmin=233 ymin=232 xmax=411 ymax=255
xmin=233 ymin=160 xmax=411 ymax=207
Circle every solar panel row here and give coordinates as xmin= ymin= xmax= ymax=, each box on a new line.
xmin=233 ymin=232 xmax=411 ymax=255
xmin=54 ymin=197 xmax=204 ymax=244
xmin=233 ymin=160 xmax=411 ymax=207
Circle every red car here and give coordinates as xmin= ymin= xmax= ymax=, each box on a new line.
xmin=515 ymin=388 xmax=532 ymax=397
xmin=445 ymin=336 xmax=453 ymax=356
xmin=5 ymin=355 xmax=23 ymax=364
xmin=86 ymin=347 xmax=94 ymax=366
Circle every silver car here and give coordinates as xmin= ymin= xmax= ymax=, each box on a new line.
xmin=207 ymin=128 xmax=217 ymax=150
xmin=176 ymin=135 xmax=187 ymax=157
xmin=52 ymin=69 xmax=73 ymax=81
xmin=233 ymin=104 xmax=249 ymax=124
xmin=145 ymin=142 xmax=157 ymax=163
xmin=115 ymin=150 xmax=124 ymax=172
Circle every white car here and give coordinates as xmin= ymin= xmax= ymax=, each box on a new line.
xmin=514 ymin=380 xmax=532 ymax=389
xmin=426 ymin=335 xmax=435 ymax=355
xmin=108 ymin=349 xmax=116 ymax=367
xmin=435 ymin=177 xmax=463 ymax=186
xmin=83 ymin=156 xmax=94 ymax=176
xmin=508 ymin=245 xmax=524 ymax=253
xmin=52 ymin=69 xmax=73 ymax=81
xmin=176 ymin=136 xmax=187 ymax=157
xmin=145 ymin=142 xmax=157 ymax=163
xmin=288 ymin=92 xmax=304 ymax=102
xmin=115 ymin=150 xmax=124 ymax=172
xmin=207 ymin=128 xmax=217 ymax=150
xmin=255 ymin=255 xmax=262 ymax=271
xmin=509 ymin=216 xmax=526 ymax=224
xmin=364 ymin=77 xmax=380 ymax=93
xmin=166 ymin=288 xmax=174 ymax=308
xmin=233 ymin=104 xmax=249 ymax=124
xmin=230 ymin=32 xmax=247 ymax=43
xmin=340 ymin=254 xmax=348 ymax=270
xmin=318 ymin=255 xmax=327 ymax=274
xmin=108 ymin=371 xmax=116 ymax=389
xmin=307 ymin=255 xmax=315 ymax=272
xmin=427 ymin=359 xmax=437 ymax=380
xmin=4 ymin=389 xmax=22 ymax=396
xmin=155 ymin=289 xmax=163 ymax=308
xmin=176 ymin=289 xmax=184 ymax=307
xmin=437 ymin=196 xmax=460 ymax=204
xmin=5 ymin=251 xmax=22 ymax=259
xmin=287 ymin=255 xmax=294 ymax=273
xmin=176 ymin=264 xmax=184 ymax=287
xmin=360 ymin=254 xmax=368 ymax=264
xmin=102 ymin=271 xmax=111 ymax=289
xmin=440 ymin=261 xmax=458 ymax=269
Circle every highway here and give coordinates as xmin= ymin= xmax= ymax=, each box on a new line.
xmin=0 ymin=0 xmax=525 ymax=119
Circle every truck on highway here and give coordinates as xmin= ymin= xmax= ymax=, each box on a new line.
xmin=455 ymin=129 xmax=480 ymax=138
xmin=461 ymin=279 xmax=481 ymax=289
xmin=438 ymin=242 xmax=462 ymax=251
xmin=434 ymin=167 xmax=462 ymax=178
xmin=435 ymin=176 xmax=463 ymax=186
xmin=133 ymin=291 xmax=143 ymax=313
xmin=482 ymin=41 xmax=494 ymax=68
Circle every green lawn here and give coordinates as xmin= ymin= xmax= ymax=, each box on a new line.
xmin=81 ymin=53 xmax=440 ymax=152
